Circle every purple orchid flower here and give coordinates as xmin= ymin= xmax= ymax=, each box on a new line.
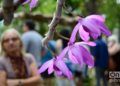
xmin=70 ymin=15 xmax=111 ymax=43
xmin=58 ymin=41 xmax=96 ymax=68
xmin=39 ymin=41 xmax=95 ymax=79
xmin=38 ymin=55 xmax=73 ymax=79
xmin=69 ymin=42 xmax=95 ymax=68
xmin=23 ymin=0 xmax=38 ymax=10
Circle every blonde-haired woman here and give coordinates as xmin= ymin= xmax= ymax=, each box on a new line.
xmin=0 ymin=29 xmax=41 ymax=86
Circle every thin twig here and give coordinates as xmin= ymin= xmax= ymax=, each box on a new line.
xmin=14 ymin=12 xmax=78 ymax=26
xmin=55 ymin=30 xmax=69 ymax=41
xmin=42 ymin=0 xmax=65 ymax=46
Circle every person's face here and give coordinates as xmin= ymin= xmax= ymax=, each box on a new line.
xmin=23 ymin=24 xmax=29 ymax=32
xmin=2 ymin=32 xmax=22 ymax=54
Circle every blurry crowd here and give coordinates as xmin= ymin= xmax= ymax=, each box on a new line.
xmin=0 ymin=20 xmax=120 ymax=86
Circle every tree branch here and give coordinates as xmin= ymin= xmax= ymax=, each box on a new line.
xmin=42 ymin=0 xmax=65 ymax=46
xmin=55 ymin=30 xmax=69 ymax=41
xmin=14 ymin=12 xmax=78 ymax=26
xmin=0 ymin=0 xmax=25 ymax=25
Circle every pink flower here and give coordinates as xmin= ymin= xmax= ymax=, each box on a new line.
xmin=70 ymin=15 xmax=111 ymax=43
xmin=39 ymin=41 xmax=96 ymax=79
xmin=38 ymin=56 xmax=73 ymax=79
xmin=23 ymin=0 xmax=38 ymax=10
xmin=38 ymin=15 xmax=111 ymax=79
xmin=59 ymin=41 xmax=96 ymax=68
xmin=68 ymin=42 xmax=95 ymax=68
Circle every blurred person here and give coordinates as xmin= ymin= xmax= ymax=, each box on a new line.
xmin=90 ymin=36 xmax=109 ymax=86
xmin=108 ymin=35 xmax=120 ymax=56
xmin=108 ymin=35 xmax=120 ymax=71
xmin=108 ymin=50 xmax=120 ymax=86
xmin=22 ymin=20 xmax=43 ymax=67
xmin=0 ymin=29 xmax=41 ymax=86
xmin=107 ymin=35 xmax=120 ymax=85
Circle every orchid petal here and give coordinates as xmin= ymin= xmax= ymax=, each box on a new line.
xmin=57 ymin=47 xmax=69 ymax=60
xmin=68 ymin=50 xmax=79 ymax=64
xmin=79 ymin=46 xmax=94 ymax=67
xmin=79 ymin=25 xmax=90 ymax=41
xmin=55 ymin=60 xmax=73 ymax=79
xmin=69 ymin=23 xmax=80 ymax=43
xmin=53 ymin=64 xmax=62 ymax=76
xmin=82 ymin=19 xmax=101 ymax=36
xmin=70 ymin=45 xmax=84 ymax=67
xmin=75 ymin=41 xmax=96 ymax=46
xmin=38 ymin=59 xmax=53 ymax=73
xmin=86 ymin=15 xmax=105 ymax=22
xmin=94 ymin=20 xmax=111 ymax=36
xmin=48 ymin=61 xmax=54 ymax=74
xmin=87 ymin=18 xmax=111 ymax=36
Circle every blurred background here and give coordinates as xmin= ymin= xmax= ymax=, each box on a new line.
xmin=0 ymin=0 xmax=120 ymax=86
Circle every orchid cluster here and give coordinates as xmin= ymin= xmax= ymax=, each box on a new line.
xmin=21 ymin=0 xmax=111 ymax=79
xmin=38 ymin=15 xmax=111 ymax=79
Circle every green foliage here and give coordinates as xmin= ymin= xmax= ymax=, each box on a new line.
xmin=34 ymin=0 xmax=56 ymax=14
xmin=99 ymin=0 xmax=120 ymax=30
xmin=0 ymin=0 xmax=120 ymax=34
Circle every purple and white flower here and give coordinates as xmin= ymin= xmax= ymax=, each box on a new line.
xmin=70 ymin=15 xmax=111 ymax=43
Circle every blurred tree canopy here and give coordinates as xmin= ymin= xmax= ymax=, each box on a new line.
xmin=0 ymin=0 xmax=120 ymax=35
